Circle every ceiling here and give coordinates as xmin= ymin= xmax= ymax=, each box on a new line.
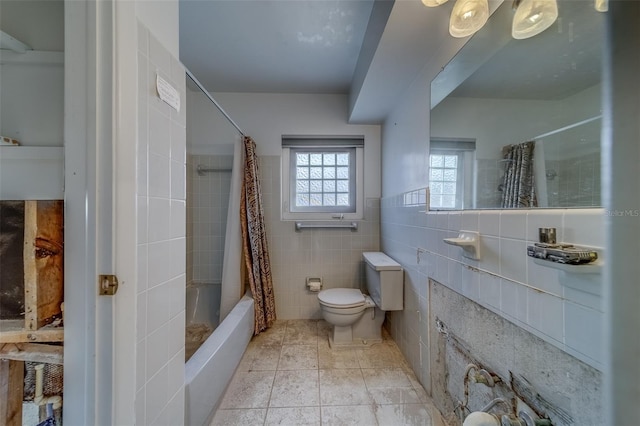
xmin=179 ymin=0 xmax=376 ymax=94
xmin=179 ymin=0 xmax=604 ymax=124
xmin=179 ymin=0 xmax=456 ymax=123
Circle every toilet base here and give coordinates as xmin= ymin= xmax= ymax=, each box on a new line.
xmin=326 ymin=306 xmax=386 ymax=349
xmin=327 ymin=334 xmax=382 ymax=349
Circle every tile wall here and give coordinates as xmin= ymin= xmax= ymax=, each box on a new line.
xmin=382 ymin=188 xmax=605 ymax=389
xmin=186 ymin=154 xmax=233 ymax=286
xmin=430 ymin=280 xmax=602 ymax=425
xmin=546 ymin=152 xmax=601 ymax=208
xmin=135 ymin=22 xmax=187 ymax=425
xmin=258 ymin=156 xmax=381 ymax=319
xmin=475 ymin=159 xmax=502 ymax=209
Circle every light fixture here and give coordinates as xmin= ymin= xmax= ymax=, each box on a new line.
xmin=595 ymin=0 xmax=608 ymax=12
xmin=512 ymin=0 xmax=558 ymax=39
xmin=422 ymin=0 xmax=449 ymax=7
xmin=449 ymin=0 xmax=489 ymax=38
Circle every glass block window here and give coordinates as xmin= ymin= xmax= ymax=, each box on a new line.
xmin=429 ymin=138 xmax=475 ymax=210
xmin=282 ymin=137 xmax=363 ymax=220
xmin=290 ymin=148 xmax=356 ymax=212
xmin=429 ymin=152 xmax=462 ymax=209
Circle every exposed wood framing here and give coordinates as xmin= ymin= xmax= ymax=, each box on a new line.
xmin=0 ymin=343 xmax=63 ymax=365
xmin=0 ymin=320 xmax=63 ymax=344
xmin=23 ymin=201 xmax=37 ymax=330
xmin=23 ymin=200 xmax=64 ymax=330
xmin=0 ymin=359 xmax=23 ymax=426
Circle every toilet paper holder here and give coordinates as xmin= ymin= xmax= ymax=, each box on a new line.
xmin=306 ymin=277 xmax=323 ymax=292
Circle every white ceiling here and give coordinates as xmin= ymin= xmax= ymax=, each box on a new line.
xmin=179 ymin=0 xmax=604 ymax=124
xmin=179 ymin=0 xmax=453 ymax=123
xmin=179 ymin=0 xmax=376 ymax=94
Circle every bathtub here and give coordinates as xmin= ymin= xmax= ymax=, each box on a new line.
xmin=185 ymin=282 xmax=221 ymax=361
xmin=184 ymin=293 xmax=254 ymax=426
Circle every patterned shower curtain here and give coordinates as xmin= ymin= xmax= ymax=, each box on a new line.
xmin=501 ymin=141 xmax=537 ymax=208
xmin=240 ymin=136 xmax=276 ymax=334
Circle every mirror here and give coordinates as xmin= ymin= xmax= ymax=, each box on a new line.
xmin=429 ymin=0 xmax=604 ymax=210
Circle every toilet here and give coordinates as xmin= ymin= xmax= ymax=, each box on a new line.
xmin=318 ymin=252 xmax=403 ymax=347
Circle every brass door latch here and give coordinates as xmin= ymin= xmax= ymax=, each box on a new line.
xmin=99 ymin=275 xmax=119 ymax=296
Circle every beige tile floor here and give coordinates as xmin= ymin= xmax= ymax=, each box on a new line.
xmin=210 ymin=320 xmax=445 ymax=426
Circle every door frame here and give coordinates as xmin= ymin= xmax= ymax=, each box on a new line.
xmin=64 ymin=0 xmax=114 ymax=424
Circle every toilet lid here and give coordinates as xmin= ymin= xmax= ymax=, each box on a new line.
xmin=318 ymin=288 xmax=365 ymax=308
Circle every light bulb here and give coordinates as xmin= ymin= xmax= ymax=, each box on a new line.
xmin=422 ymin=0 xmax=450 ymax=7
xmin=512 ymin=0 xmax=558 ymax=39
xmin=449 ymin=0 xmax=489 ymax=38
xmin=595 ymin=0 xmax=608 ymax=12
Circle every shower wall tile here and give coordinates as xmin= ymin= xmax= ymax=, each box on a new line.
xmin=186 ymin=154 xmax=233 ymax=285
xmin=136 ymin=22 xmax=186 ymax=423
xmin=381 ymin=189 xmax=606 ymax=372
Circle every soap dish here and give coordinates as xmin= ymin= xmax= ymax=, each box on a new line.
xmin=444 ymin=230 xmax=481 ymax=260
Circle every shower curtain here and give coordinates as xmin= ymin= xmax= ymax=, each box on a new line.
xmin=240 ymin=136 xmax=276 ymax=334
xmin=501 ymin=141 xmax=537 ymax=208
xmin=220 ymin=137 xmax=244 ymax=321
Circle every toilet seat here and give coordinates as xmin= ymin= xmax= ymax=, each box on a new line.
xmin=318 ymin=288 xmax=365 ymax=309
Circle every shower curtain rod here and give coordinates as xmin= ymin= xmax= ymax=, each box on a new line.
xmin=185 ymin=68 xmax=245 ymax=137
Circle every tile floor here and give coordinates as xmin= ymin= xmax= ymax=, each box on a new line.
xmin=210 ymin=320 xmax=445 ymax=426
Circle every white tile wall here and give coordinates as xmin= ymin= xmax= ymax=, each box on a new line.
xmin=186 ymin=154 xmax=233 ymax=286
xmin=259 ymin=156 xmax=381 ymax=320
xmin=136 ymin=21 xmax=186 ymax=425
xmin=382 ymin=191 xmax=605 ymax=373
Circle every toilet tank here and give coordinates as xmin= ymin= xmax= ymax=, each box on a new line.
xmin=362 ymin=252 xmax=403 ymax=311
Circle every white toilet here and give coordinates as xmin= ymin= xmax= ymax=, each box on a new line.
xmin=318 ymin=252 xmax=403 ymax=347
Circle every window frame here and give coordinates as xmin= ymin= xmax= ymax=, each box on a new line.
xmin=282 ymin=137 xmax=364 ymax=221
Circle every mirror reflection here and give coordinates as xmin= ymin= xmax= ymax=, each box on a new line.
xmin=429 ymin=0 xmax=604 ymax=210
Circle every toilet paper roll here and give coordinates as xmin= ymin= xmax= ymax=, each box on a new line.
xmin=307 ymin=278 xmax=322 ymax=292
xmin=308 ymin=282 xmax=322 ymax=292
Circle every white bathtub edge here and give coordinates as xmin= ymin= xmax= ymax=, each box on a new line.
xmin=184 ymin=294 xmax=254 ymax=426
